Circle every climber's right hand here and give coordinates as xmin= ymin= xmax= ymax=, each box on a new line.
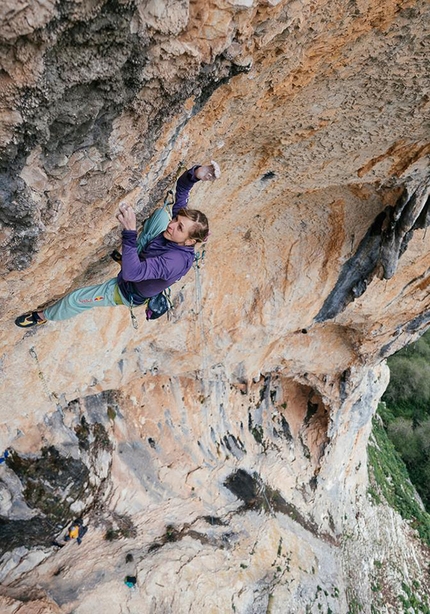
xmin=195 ymin=161 xmax=221 ymax=182
xmin=116 ymin=202 xmax=137 ymax=231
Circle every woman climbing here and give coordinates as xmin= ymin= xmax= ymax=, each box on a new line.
xmin=15 ymin=162 xmax=220 ymax=328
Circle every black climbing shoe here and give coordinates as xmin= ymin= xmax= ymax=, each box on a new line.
xmin=15 ymin=311 xmax=47 ymax=328
xmin=110 ymin=250 xmax=122 ymax=264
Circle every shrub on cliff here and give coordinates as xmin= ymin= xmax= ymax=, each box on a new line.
xmin=384 ymin=357 xmax=430 ymax=426
xmin=380 ymin=330 xmax=430 ymax=512
xmin=387 ymin=418 xmax=430 ymax=509
xmin=368 ymin=416 xmax=430 ymax=547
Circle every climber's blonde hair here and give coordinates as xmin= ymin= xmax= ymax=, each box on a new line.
xmin=177 ymin=208 xmax=209 ymax=243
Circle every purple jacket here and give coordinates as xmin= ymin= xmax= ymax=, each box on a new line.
xmin=117 ymin=167 xmax=200 ymax=304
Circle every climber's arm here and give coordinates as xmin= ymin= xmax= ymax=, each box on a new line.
xmin=120 ymin=230 xmax=178 ymax=281
xmin=172 ymin=162 xmax=220 ymax=217
xmin=116 ymin=204 xmax=151 ymax=280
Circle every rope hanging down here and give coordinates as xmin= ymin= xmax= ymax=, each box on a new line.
xmin=193 ymin=246 xmax=210 ymax=382
xmin=29 ymin=346 xmax=64 ymax=414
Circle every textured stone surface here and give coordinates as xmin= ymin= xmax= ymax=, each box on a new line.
xmin=1 ymin=0 xmax=430 ymax=611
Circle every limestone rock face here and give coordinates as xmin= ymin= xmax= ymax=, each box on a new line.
xmin=0 ymin=0 xmax=429 ymax=612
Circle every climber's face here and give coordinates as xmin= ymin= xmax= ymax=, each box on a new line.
xmin=164 ymin=215 xmax=196 ymax=246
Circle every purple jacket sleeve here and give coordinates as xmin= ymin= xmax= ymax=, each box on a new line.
xmin=121 ymin=231 xmax=181 ymax=281
xmin=172 ymin=166 xmax=200 ymax=217
xmin=120 ymin=167 xmax=200 ymax=282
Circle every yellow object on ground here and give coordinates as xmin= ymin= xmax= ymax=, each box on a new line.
xmin=69 ymin=526 xmax=79 ymax=539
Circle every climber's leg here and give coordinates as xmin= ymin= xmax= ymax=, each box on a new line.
xmin=137 ymin=206 xmax=172 ymax=253
xmin=43 ymin=278 xmax=126 ymax=321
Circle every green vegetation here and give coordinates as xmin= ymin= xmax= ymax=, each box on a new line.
xmin=104 ymin=514 xmax=136 ymax=541
xmin=346 ymin=597 xmax=363 ymax=614
xmin=383 ymin=333 xmax=430 ymax=422
xmin=369 ymin=330 xmax=430 ymax=610
xmin=107 ymin=405 xmax=117 ymax=421
xmin=380 ymin=330 xmax=430 ymax=511
xmin=251 ymin=424 xmax=264 ymax=444
xmin=398 ymin=581 xmax=430 ymax=614
xmin=368 ymin=415 xmax=430 ymax=547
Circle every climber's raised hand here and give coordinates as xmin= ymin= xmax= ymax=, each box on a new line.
xmin=195 ymin=160 xmax=221 ymax=182
xmin=116 ymin=202 xmax=137 ymax=231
